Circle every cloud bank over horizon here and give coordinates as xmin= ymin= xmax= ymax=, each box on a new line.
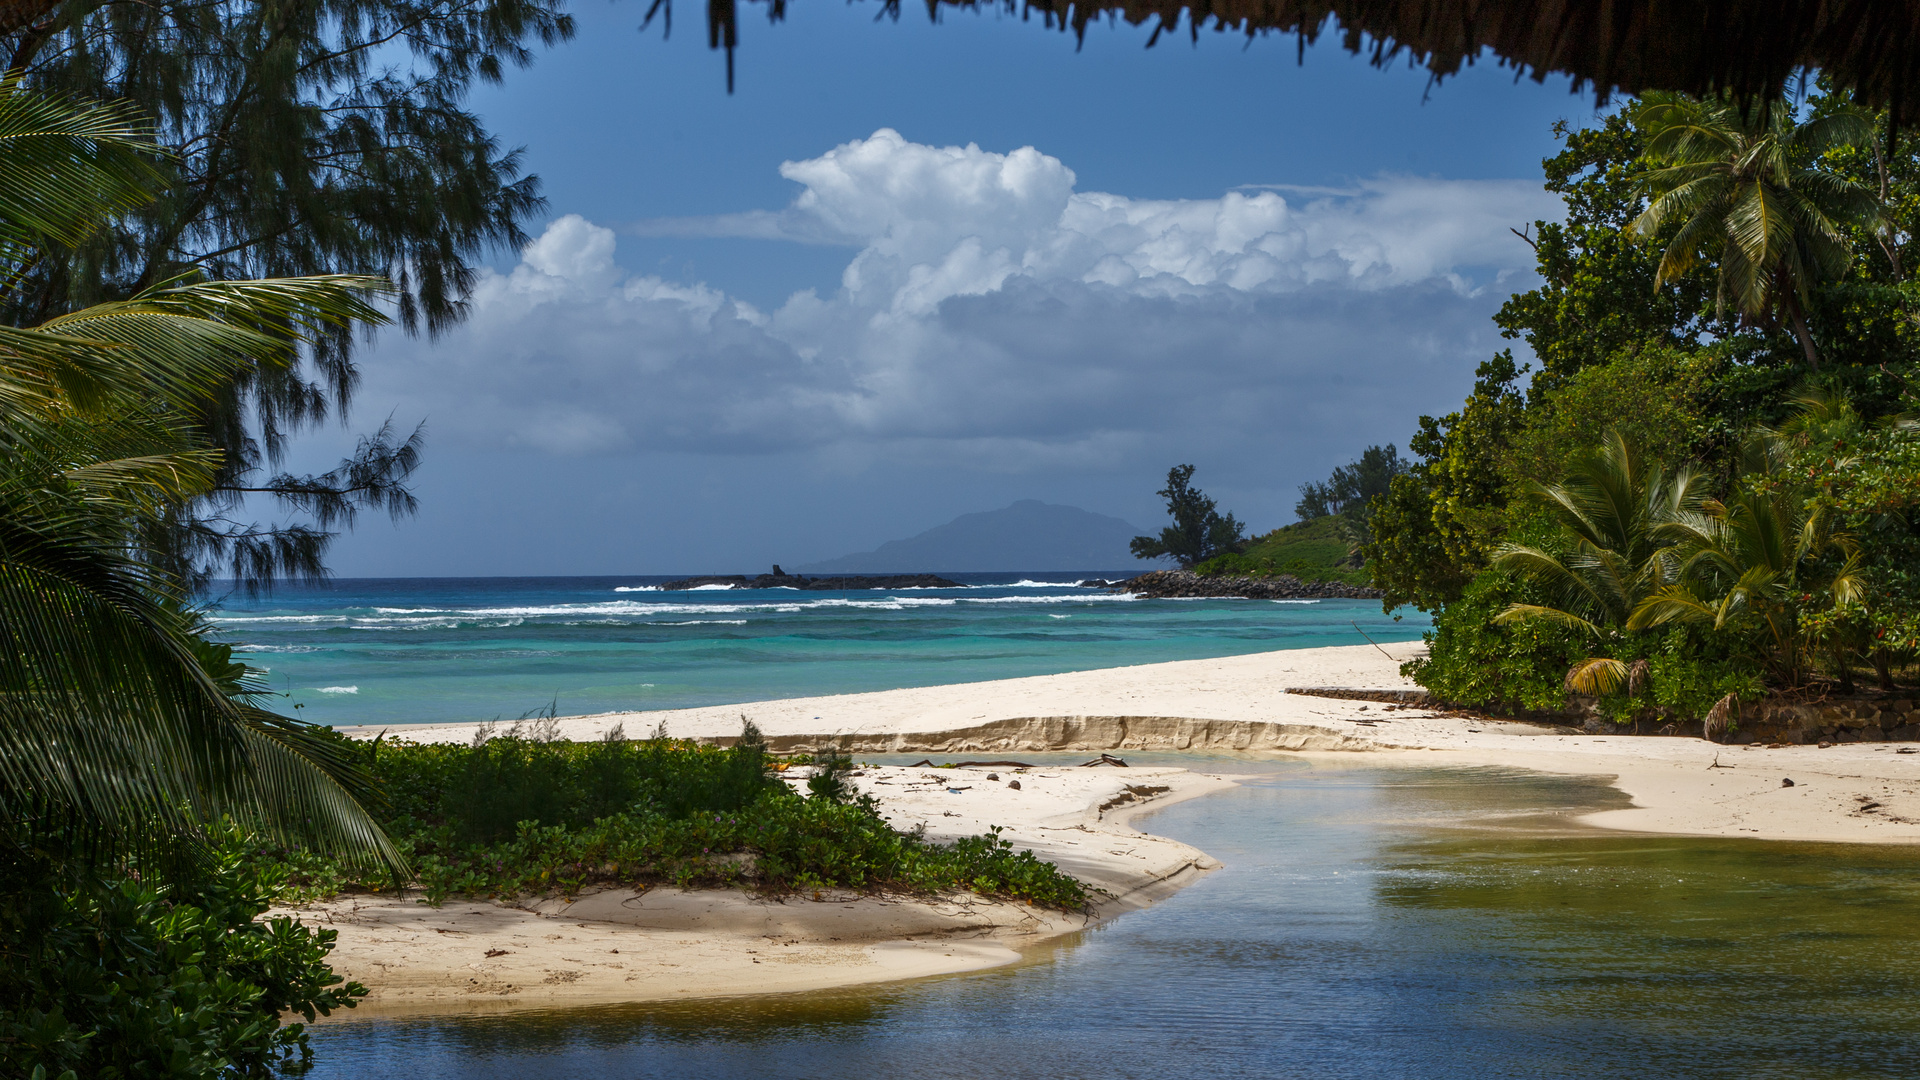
xmin=339 ymin=130 xmax=1561 ymax=574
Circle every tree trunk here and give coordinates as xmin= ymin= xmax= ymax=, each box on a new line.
xmin=1779 ymin=276 xmax=1822 ymax=370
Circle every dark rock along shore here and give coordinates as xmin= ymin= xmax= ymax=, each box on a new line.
xmin=1113 ymin=569 xmax=1383 ymax=601
xmin=658 ymin=568 xmax=963 ymax=591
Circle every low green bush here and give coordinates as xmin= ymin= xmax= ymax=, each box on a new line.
xmin=1405 ymin=572 xmax=1588 ymax=714
xmin=371 ymin=723 xmax=776 ymax=844
xmin=0 ymin=842 xmax=363 ymax=1079
xmin=267 ymin=729 xmax=1090 ymax=912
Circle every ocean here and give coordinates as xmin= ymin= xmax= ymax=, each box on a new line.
xmin=202 ymin=573 xmax=1430 ymax=729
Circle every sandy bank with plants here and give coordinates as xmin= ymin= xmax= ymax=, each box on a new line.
xmin=292 ymin=764 xmax=1231 ymax=1015
xmin=346 ymin=642 xmax=1920 ymax=846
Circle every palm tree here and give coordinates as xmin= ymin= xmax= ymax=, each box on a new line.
xmin=1630 ymin=416 xmax=1868 ymax=689
xmin=1492 ymin=429 xmax=1709 ymax=694
xmin=1630 ymin=92 xmax=1884 ymax=370
xmin=0 ymin=78 xmax=399 ymax=869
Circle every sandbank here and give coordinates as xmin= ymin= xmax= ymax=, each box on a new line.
xmin=291 ymin=762 xmax=1231 ymax=1016
xmin=315 ymin=641 xmax=1920 ymax=1016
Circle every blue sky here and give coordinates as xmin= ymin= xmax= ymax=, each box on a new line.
xmin=314 ymin=3 xmax=1603 ymax=576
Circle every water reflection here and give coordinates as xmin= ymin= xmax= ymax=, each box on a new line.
xmin=304 ymin=761 xmax=1920 ymax=1079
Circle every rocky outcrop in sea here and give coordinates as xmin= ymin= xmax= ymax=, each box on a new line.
xmin=659 ymin=569 xmax=963 ymax=591
xmin=1113 ymin=569 xmax=1383 ymax=600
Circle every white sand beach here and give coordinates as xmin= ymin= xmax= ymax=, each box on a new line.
xmin=308 ymin=641 xmax=1920 ymax=1015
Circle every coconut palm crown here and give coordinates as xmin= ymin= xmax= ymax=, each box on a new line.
xmin=1491 ymin=429 xmax=1709 ymax=694
xmin=1630 ymin=92 xmax=1884 ymax=370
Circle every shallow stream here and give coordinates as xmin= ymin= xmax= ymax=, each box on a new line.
xmin=304 ymin=760 xmax=1920 ymax=1078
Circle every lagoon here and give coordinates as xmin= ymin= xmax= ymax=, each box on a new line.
xmin=305 ymin=759 xmax=1920 ymax=1078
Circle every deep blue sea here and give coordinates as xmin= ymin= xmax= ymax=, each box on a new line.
xmin=203 ymin=573 xmax=1429 ymax=729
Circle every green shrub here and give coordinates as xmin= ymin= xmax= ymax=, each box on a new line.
xmin=380 ymin=797 xmax=1088 ymax=909
xmin=267 ymin=731 xmax=1090 ymax=912
xmin=370 ymin=723 xmax=777 ymax=844
xmin=0 ymin=842 xmax=363 ymax=1079
xmin=1637 ymin=627 xmax=1768 ymax=722
xmin=1406 ymin=572 xmax=1588 ymax=713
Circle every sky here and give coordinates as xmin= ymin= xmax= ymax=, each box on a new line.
xmin=308 ymin=1 xmax=1604 ymax=576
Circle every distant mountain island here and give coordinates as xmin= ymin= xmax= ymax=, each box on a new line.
xmin=796 ymin=500 xmax=1152 ymax=573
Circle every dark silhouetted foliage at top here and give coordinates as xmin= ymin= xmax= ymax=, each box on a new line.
xmin=678 ymin=0 xmax=1920 ymax=121
xmin=1130 ymin=464 xmax=1245 ymax=568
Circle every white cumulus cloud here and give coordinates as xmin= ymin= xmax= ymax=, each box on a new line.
xmin=358 ymin=130 xmax=1560 ymax=468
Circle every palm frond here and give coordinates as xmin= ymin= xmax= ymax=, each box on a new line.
xmin=1566 ymin=658 xmax=1629 ymax=696
xmin=0 ymin=74 xmax=163 ymax=253
xmin=0 ymin=81 xmax=402 ymax=875
xmin=1628 ymin=584 xmax=1715 ymax=630
xmin=1493 ymin=602 xmax=1605 ymax=638
xmin=0 ymin=503 xmax=399 ymax=871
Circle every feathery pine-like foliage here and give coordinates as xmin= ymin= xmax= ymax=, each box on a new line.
xmin=1130 ymin=463 xmax=1244 ymax=568
xmin=5 ymin=0 xmax=561 ymax=587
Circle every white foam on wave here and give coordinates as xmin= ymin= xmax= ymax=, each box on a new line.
xmin=648 ymin=619 xmax=748 ymax=626
xmin=315 ymin=686 xmax=358 ymax=694
xmin=1271 ymin=599 xmax=1322 ymax=605
xmin=230 ymin=644 xmax=322 ymax=653
xmin=613 ymin=585 xmax=660 ymax=592
xmin=208 ymin=591 xmax=1140 ymax=630
xmin=687 ymin=583 xmax=735 ymax=591
xmin=960 ymin=593 xmax=1137 ymax=605
xmin=809 ymin=596 xmax=958 ymax=609
xmin=348 ymin=617 xmax=526 ymax=631
xmin=1048 ymin=614 xmax=1072 ymax=619
xmin=210 ymin=613 xmax=347 ymax=624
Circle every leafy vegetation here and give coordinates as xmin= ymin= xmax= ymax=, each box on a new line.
xmin=1182 ymin=447 xmax=1406 ymax=584
xmin=265 ymin=726 xmax=1091 ymax=912
xmin=1365 ymin=85 xmax=1920 ymax=727
xmin=0 ymin=79 xmax=398 ymax=871
xmin=0 ymin=841 xmax=364 ymax=1079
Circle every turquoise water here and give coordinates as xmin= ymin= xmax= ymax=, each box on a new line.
xmin=302 ymin=761 xmax=1920 ymax=1078
xmin=204 ymin=574 xmax=1427 ymax=728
